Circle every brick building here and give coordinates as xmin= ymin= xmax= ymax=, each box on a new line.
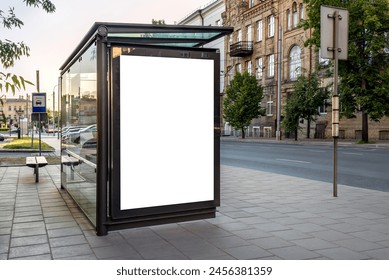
xmin=222 ymin=0 xmax=389 ymax=140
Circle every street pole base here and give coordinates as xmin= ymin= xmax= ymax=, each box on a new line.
xmin=276 ymin=131 xmax=281 ymax=141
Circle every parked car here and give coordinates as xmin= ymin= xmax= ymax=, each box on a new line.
xmin=10 ymin=128 xmax=19 ymax=134
xmin=61 ymin=125 xmax=87 ymax=142
xmin=63 ymin=124 xmax=96 ymax=144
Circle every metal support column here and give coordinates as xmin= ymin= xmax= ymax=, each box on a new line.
xmin=331 ymin=10 xmax=340 ymax=197
xmin=96 ymin=25 xmax=109 ymax=236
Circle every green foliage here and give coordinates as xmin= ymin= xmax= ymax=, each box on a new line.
xmin=303 ymin=0 xmax=389 ymax=141
xmin=0 ymin=0 xmax=55 ymax=94
xmin=223 ymin=71 xmax=264 ymax=138
xmin=152 ymin=19 xmax=166 ymax=25
xmin=3 ymin=137 xmax=54 ymax=150
xmin=283 ymin=68 xmax=330 ymax=139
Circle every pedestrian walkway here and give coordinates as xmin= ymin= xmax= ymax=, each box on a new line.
xmin=0 ymin=164 xmax=389 ymax=260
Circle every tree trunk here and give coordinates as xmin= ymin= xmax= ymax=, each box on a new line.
xmin=307 ymin=117 xmax=311 ymax=139
xmin=362 ymin=110 xmax=369 ymax=143
xmin=361 ymin=79 xmax=368 ymax=143
xmin=241 ymin=127 xmax=246 ymax=139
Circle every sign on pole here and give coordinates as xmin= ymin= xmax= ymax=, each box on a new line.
xmin=32 ymin=92 xmax=47 ymax=113
xmin=320 ymin=5 xmax=349 ymax=60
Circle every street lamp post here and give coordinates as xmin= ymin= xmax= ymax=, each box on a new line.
xmin=16 ymin=109 xmax=24 ymax=139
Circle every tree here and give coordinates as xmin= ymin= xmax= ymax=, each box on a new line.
xmin=302 ymin=0 xmax=389 ymax=143
xmin=152 ymin=19 xmax=166 ymax=25
xmin=223 ymin=71 xmax=264 ymax=139
xmin=283 ymin=68 xmax=330 ymax=140
xmin=0 ymin=0 xmax=56 ymax=94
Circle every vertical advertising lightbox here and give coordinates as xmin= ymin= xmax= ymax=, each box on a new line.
xmin=111 ymin=46 xmax=220 ymax=221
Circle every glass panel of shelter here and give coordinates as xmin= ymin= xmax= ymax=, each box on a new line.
xmin=61 ymin=43 xmax=97 ymax=225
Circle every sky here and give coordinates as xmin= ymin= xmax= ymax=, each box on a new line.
xmin=1 ymin=0 xmax=212 ymax=109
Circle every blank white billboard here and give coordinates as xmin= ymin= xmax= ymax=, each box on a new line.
xmin=120 ymin=55 xmax=215 ymax=210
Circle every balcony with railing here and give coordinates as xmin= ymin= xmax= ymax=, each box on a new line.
xmin=229 ymin=41 xmax=253 ymax=57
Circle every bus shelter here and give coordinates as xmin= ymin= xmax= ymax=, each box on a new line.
xmin=59 ymin=22 xmax=233 ymax=235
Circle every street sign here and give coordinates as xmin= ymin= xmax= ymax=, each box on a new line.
xmin=320 ymin=5 xmax=349 ymax=60
xmin=32 ymin=92 xmax=46 ymax=113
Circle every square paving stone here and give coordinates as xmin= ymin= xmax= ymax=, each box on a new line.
xmin=47 ymin=227 xmax=83 ymax=238
xmin=292 ymin=238 xmax=337 ymax=251
xmin=11 ymin=235 xmax=48 ymax=247
xmin=269 ymin=245 xmax=321 ymax=260
xmin=364 ymin=248 xmax=389 ymax=259
xmin=207 ymin=235 xmax=250 ymax=249
xmin=334 ymin=238 xmax=382 ymax=252
xmin=51 ymin=244 xmax=94 ymax=259
xmin=49 ymin=235 xmax=88 ymax=248
xmin=250 ymin=236 xmax=293 ymax=250
xmin=316 ymin=247 xmax=369 ymax=260
xmin=224 ymin=245 xmax=273 ymax=259
xmin=8 ymin=243 xmax=51 ymax=259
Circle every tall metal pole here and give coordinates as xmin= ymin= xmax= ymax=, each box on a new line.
xmin=96 ymin=25 xmax=108 ymax=236
xmin=57 ymin=77 xmax=61 ymax=140
xmin=52 ymin=85 xmax=58 ymax=137
xmin=276 ymin=23 xmax=282 ymax=141
xmin=332 ymin=11 xmax=340 ymax=197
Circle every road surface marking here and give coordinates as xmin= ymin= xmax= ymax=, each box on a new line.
xmin=276 ymin=158 xmax=311 ymax=164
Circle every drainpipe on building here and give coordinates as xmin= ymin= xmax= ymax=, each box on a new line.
xmin=276 ymin=24 xmax=282 ymax=141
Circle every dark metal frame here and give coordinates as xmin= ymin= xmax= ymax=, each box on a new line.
xmin=59 ymin=22 xmax=232 ymax=236
xmin=108 ymin=44 xmax=221 ymax=231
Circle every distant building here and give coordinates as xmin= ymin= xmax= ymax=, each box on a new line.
xmin=178 ymin=0 xmax=226 ymax=94
xmin=0 ymin=95 xmax=32 ymax=132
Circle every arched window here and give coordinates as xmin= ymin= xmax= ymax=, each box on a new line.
xmin=286 ymin=9 xmax=291 ymax=30
xmin=289 ymin=45 xmax=301 ymax=80
xmin=292 ymin=2 xmax=298 ymax=28
xmin=300 ymin=3 xmax=304 ymax=21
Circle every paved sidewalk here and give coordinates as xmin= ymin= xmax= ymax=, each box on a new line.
xmin=1 ymin=164 xmax=389 ymax=260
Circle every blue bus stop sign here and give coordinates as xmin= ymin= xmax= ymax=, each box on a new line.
xmin=32 ymin=93 xmax=46 ymax=113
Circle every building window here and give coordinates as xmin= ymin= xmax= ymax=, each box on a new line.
xmin=256 ymin=58 xmax=263 ymax=80
xmin=268 ymin=15 xmax=275 ymax=37
xmin=318 ymin=97 xmax=328 ymax=115
xmin=292 ymin=2 xmax=298 ymax=28
xmin=246 ymin=60 xmax=252 ymax=75
xmin=249 ymin=0 xmax=254 ymax=8
xmin=266 ymin=100 xmax=273 ymax=116
xmin=256 ymin=20 xmax=262 ymax=41
xmin=300 ymin=3 xmax=304 ymax=21
xmin=237 ymin=29 xmax=242 ymax=42
xmin=289 ymin=45 xmax=301 ymax=80
xmin=8 ymin=106 xmax=11 ymax=111
xmin=287 ymin=9 xmax=291 ymax=30
xmin=268 ymin=54 xmax=275 ymax=78
xmin=236 ymin=63 xmax=242 ymax=73
xmin=247 ymin=24 xmax=252 ymax=41
xmin=227 ymin=67 xmax=233 ymax=85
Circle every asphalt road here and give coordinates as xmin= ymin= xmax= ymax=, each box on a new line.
xmin=221 ymin=140 xmax=389 ymax=192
